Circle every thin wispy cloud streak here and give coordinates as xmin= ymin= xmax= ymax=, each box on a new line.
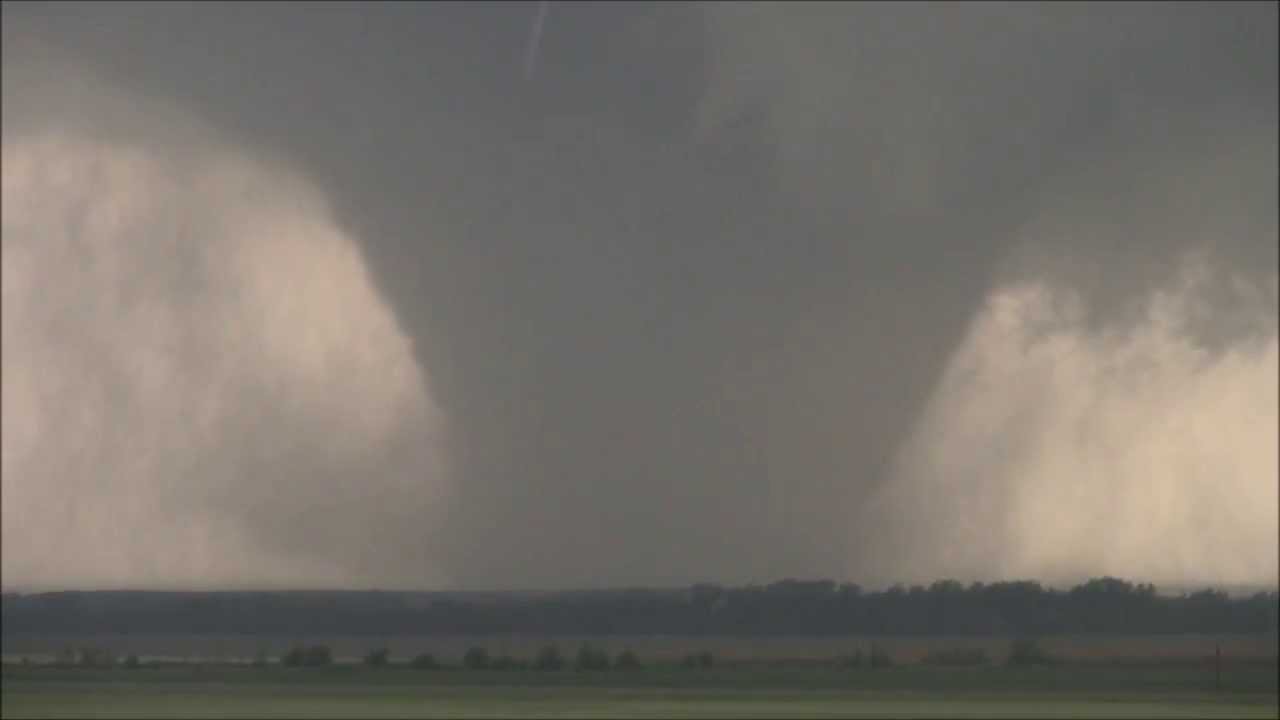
xmin=523 ymin=1 xmax=550 ymax=81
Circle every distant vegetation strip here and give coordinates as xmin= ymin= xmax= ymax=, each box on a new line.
xmin=3 ymin=577 xmax=1277 ymax=636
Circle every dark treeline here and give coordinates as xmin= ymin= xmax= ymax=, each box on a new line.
xmin=3 ymin=578 xmax=1276 ymax=637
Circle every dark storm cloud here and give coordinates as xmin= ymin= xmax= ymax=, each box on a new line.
xmin=3 ymin=2 xmax=1275 ymax=589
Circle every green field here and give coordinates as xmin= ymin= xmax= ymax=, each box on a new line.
xmin=4 ymin=665 xmax=1277 ymax=718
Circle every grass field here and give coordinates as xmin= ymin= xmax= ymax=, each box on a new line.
xmin=4 ymin=664 xmax=1277 ymax=718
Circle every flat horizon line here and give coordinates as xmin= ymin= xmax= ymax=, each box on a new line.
xmin=4 ymin=579 xmax=1277 ymax=597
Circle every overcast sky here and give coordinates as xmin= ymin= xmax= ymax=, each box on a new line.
xmin=2 ymin=1 xmax=1276 ymax=591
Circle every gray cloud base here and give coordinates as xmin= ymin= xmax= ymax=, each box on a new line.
xmin=2 ymin=2 xmax=1275 ymax=590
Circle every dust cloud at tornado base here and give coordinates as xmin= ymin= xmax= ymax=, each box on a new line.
xmin=2 ymin=62 xmax=450 ymax=590
xmin=700 ymin=3 xmax=1278 ymax=590
xmin=865 ymin=132 xmax=1279 ymax=588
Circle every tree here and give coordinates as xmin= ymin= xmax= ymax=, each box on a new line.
xmin=614 ymin=649 xmax=642 ymax=670
xmin=838 ymin=649 xmax=864 ymax=668
xmin=281 ymin=647 xmax=305 ymax=667
xmin=682 ymin=651 xmax=714 ymax=669
xmin=305 ymin=645 xmax=333 ymax=666
xmin=282 ymin=645 xmax=333 ymax=667
xmin=409 ymin=653 xmax=438 ymax=670
xmin=534 ymin=645 xmax=565 ymax=671
xmin=1007 ymin=638 xmax=1054 ymax=666
xmin=576 ymin=644 xmax=611 ymax=671
xmin=868 ymin=644 xmax=893 ymax=668
xmin=363 ymin=648 xmax=390 ymax=667
xmin=463 ymin=646 xmax=489 ymax=670
xmin=490 ymin=655 xmax=527 ymax=670
xmin=921 ymin=647 xmax=988 ymax=666
xmin=74 ymin=647 xmax=114 ymax=667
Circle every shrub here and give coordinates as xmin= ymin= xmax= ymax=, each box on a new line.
xmin=1007 ymin=638 xmax=1055 ymax=666
xmin=576 ymin=644 xmax=611 ymax=671
xmin=363 ymin=648 xmax=390 ymax=667
xmin=463 ymin=647 xmax=490 ymax=670
xmin=410 ymin=653 xmax=439 ymax=670
xmin=76 ymin=647 xmax=114 ymax=667
xmin=534 ymin=645 xmax=565 ymax=671
xmin=54 ymin=647 xmax=77 ymax=667
xmin=869 ymin=644 xmax=893 ymax=668
xmin=614 ymin=649 xmax=642 ymax=670
xmin=681 ymin=651 xmax=714 ymax=669
xmin=123 ymin=654 xmax=141 ymax=669
xmin=304 ymin=645 xmax=333 ymax=667
xmin=281 ymin=647 xmax=303 ymax=667
xmin=490 ymin=655 xmax=527 ymax=671
xmin=838 ymin=650 xmax=865 ymax=668
xmin=921 ymin=647 xmax=989 ymax=666
xmin=282 ymin=645 xmax=333 ymax=667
